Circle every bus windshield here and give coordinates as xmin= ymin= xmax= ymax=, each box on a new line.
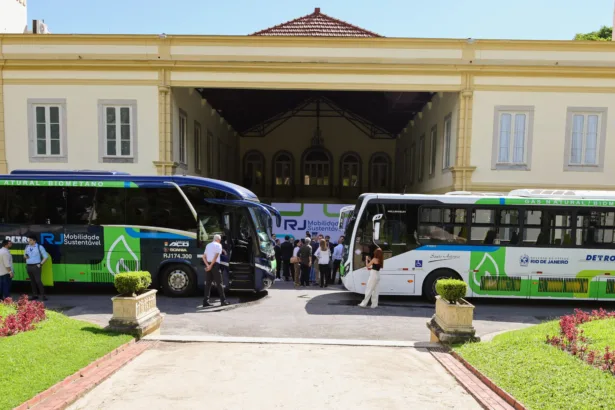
xmin=249 ymin=207 xmax=274 ymax=256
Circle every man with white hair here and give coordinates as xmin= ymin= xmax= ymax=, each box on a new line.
xmin=202 ymin=234 xmax=230 ymax=307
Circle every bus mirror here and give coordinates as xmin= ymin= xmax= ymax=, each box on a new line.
xmin=372 ymin=214 xmax=383 ymax=242
xmin=223 ymin=214 xmax=230 ymax=230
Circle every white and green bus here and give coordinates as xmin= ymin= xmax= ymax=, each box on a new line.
xmin=340 ymin=190 xmax=615 ymax=302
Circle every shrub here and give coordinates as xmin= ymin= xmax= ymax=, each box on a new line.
xmin=114 ymin=271 xmax=152 ymax=296
xmin=0 ymin=295 xmax=46 ymax=337
xmin=435 ymin=279 xmax=467 ymax=303
xmin=546 ymin=308 xmax=615 ymax=376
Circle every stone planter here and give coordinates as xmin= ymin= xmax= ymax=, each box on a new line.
xmin=426 ymin=296 xmax=479 ymax=344
xmin=107 ymin=289 xmax=163 ymax=339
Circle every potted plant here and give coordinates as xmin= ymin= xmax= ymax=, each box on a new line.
xmin=107 ymin=271 xmax=163 ymax=338
xmin=426 ymin=279 xmax=479 ymax=344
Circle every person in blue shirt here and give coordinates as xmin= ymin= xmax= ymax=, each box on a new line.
xmin=24 ymin=234 xmax=49 ymax=301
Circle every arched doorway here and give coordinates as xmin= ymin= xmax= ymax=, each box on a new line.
xmin=340 ymin=151 xmax=361 ymax=200
xmin=369 ymin=152 xmax=391 ymax=192
xmin=243 ymin=150 xmax=265 ymax=196
xmin=301 ymin=148 xmax=333 ymax=198
xmin=272 ymin=150 xmax=294 ymax=199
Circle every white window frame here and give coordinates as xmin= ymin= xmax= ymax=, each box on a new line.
xmin=178 ymin=110 xmax=187 ymax=165
xmin=429 ymin=125 xmax=437 ymax=177
xmin=564 ymin=107 xmax=608 ymax=172
xmin=98 ymin=100 xmax=137 ymax=163
xmin=194 ymin=121 xmax=202 ymax=172
xmin=27 ymin=99 xmax=68 ymax=163
xmin=442 ymin=113 xmax=453 ymax=170
xmin=418 ymin=134 xmax=425 ymax=182
xmin=491 ymin=106 xmax=534 ymax=171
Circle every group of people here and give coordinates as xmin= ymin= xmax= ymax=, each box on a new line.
xmin=0 ymin=235 xmax=50 ymax=302
xmin=273 ymin=232 xmax=344 ymax=288
xmin=273 ymin=231 xmax=383 ymax=308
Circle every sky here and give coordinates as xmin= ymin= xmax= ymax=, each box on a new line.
xmin=27 ymin=0 xmax=614 ymax=40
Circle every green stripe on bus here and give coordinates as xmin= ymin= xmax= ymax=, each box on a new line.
xmin=476 ymin=198 xmax=615 ymax=207
xmin=0 ymin=180 xmax=137 ymax=188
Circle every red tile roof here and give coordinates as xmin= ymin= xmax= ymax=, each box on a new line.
xmin=251 ymin=8 xmax=382 ymax=38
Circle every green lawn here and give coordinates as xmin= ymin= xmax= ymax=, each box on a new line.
xmin=454 ymin=320 xmax=615 ymax=410
xmin=0 ymin=304 xmax=15 ymax=317
xmin=0 ymin=310 xmax=133 ymax=410
xmin=579 ymin=318 xmax=615 ymax=353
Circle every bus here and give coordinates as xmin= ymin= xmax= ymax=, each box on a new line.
xmin=0 ymin=170 xmax=281 ymax=297
xmin=340 ymin=189 xmax=615 ymax=302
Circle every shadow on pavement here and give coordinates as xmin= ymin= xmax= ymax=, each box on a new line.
xmin=9 ymin=281 xmax=268 ymax=321
xmin=303 ymin=289 xmax=615 ymax=324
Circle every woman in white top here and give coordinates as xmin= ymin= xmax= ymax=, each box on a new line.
xmin=292 ymin=239 xmax=301 ymax=287
xmin=314 ymin=239 xmax=331 ymax=288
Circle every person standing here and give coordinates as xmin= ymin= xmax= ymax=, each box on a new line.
xmin=25 ymin=235 xmax=48 ymax=301
xmin=310 ymin=234 xmax=323 ymax=285
xmin=314 ymin=239 xmax=331 ymax=288
xmin=202 ymin=234 xmax=230 ymax=307
xmin=298 ymin=238 xmax=312 ymax=287
xmin=332 ymin=236 xmax=344 ymax=285
xmin=0 ymin=239 xmax=13 ymax=301
xmin=280 ymin=235 xmax=294 ymax=282
xmin=274 ymin=239 xmax=282 ymax=280
xmin=359 ymin=245 xmax=383 ymax=308
xmin=292 ymin=239 xmax=301 ymax=287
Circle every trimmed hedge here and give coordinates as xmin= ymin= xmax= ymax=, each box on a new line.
xmin=435 ymin=279 xmax=467 ymax=304
xmin=114 ymin=271 xmax=152 ymax=296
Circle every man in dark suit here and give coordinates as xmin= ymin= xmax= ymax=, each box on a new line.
xmin=280 ymin=235 xmax=294 ymax=281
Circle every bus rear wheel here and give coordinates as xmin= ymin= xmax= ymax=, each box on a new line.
xmin=422 ymin=269 xmax=462 ymax=303
xmin=161 ymin=264 xmax=197 ymax=297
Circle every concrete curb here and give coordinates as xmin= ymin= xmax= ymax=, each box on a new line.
xmin=450 ymin=351 xmax=527 ymax=410
xmin=14 ymin=339 xmax=153 ymax=410
xmin=144 ymin=334 xmax=441 ymax=348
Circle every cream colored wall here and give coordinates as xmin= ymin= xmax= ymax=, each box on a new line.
xmin=471 ymin=90 xmax=615 ymax=189
xmin=239 ymin=102 xmax=397 ymax=194
xmin=3 ymin=83 xmax=159 ymax=173
xmin=171 ymin=87 xmax=238 ymax=181
xmin=397 ymin=92 xmax=459 ymax=194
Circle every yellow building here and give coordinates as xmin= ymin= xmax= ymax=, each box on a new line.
xmin=1 ymin=8 xmax=615 ymax=203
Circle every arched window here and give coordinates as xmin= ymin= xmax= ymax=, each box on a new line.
xmin=303 ymin=150 xmax=331 ymax=186
xmin=273 ymin=151 xmax=293 ymax=186
xmin=340 ymin=153 xmax=360 ymax=187
xmin=370 ymin=153 xmax=391 ymax=192
xmin=243 ymin=151 xmax=264 ymax=192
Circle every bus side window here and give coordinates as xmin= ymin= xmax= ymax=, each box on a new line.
xmin=67 ymin=188 xmax=97 ymax=225
xmin=92 ymin=188 xmax=126 ymax=225
xmin=0 ymin=187 xmax=6 ymax=223
xmin=6 ymin=186 xmax=66 ymax=225
xmin=576 ymin=210 xmax=615 ymax=248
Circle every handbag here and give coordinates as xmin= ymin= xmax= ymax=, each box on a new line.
xmin=290 ymin=256 xmax=299 ymax=264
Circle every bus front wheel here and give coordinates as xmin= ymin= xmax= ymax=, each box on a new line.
xmin=422 ymin=269 xmax=462 ymax=303
xmin=161 ymin=264 xmax=197 ymax=297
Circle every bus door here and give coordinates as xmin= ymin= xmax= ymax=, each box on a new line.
xmin=201 ymin=199 xmax=276 ymax=290
xmin=371 ymin=212 xmax=416 ymax=295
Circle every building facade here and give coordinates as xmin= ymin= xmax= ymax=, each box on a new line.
xmin=1 ymin=8 xmax=615 ymax=203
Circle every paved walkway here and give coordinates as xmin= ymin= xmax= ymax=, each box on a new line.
xmin=38 ymin=280 xmax=597 ymax=342
xmin=67 ymin=341 xmax=481 ymax=410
